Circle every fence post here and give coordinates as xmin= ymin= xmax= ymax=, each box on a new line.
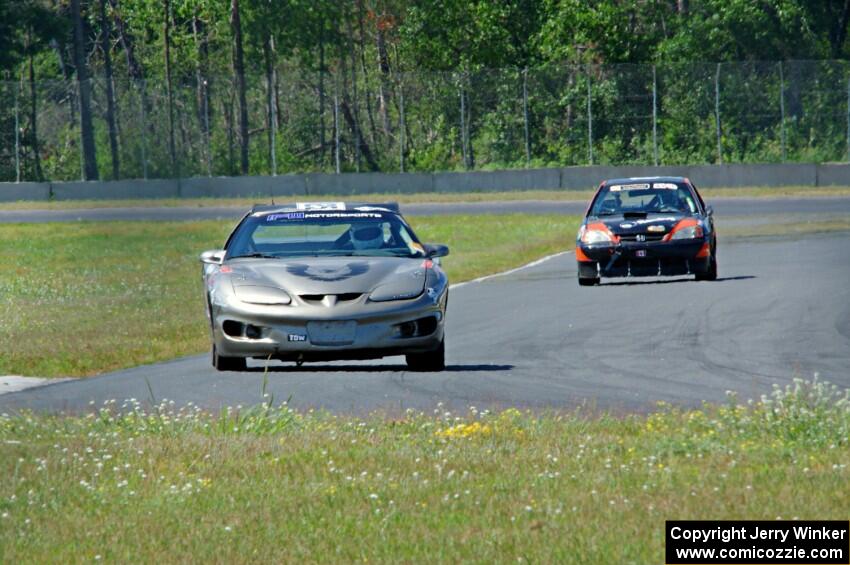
xmin=269 ymin=70 xmax=277 ymax=176
xmin=78 ymin=81 xmax=84 ymax=181
xmin=459 ymin=77 xmax=468 ymax=169
xmin=204 ymin=80 xmax=212 ymax=176
xmin=522 ymin=67 xmax=531 ymax=167
xmin=715 ymin=63 xmax=722 ymax=165
xmin=139 ymin=80 xmax=148 ymax=180
xmin=587 ymin=67 xmax=593 ymax=166
xmin=14 ymin=86 xmax=21 ymax=183
xmin=333 ymin=86 xmax=341 ymax=174
xmin=353 ymin=83 xmax=360 ymax=174
xmin=652 ymin=65 xmax=658 ymax=166
xmin=398 ymin=78 xmax=405 ymax=173
xmin=779 ymin=62 xmax=786 ymax=162
xmin=847 ymin=76 xmax=850 ymax=163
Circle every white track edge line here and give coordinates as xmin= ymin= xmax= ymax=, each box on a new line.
xmin=450 ymin=250 xmax=573 ymax=290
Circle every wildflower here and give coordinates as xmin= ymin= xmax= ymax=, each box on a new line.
xmin=434 ymin=421 xmax=492 ymax=439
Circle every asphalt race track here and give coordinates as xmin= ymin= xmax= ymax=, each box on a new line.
xmin=2 ymin=196 xmax=850 ymax=223
xmin=3 ymin=231 xmax=849 ymax=415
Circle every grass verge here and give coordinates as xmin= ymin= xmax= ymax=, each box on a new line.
xmin=721 ymin=218 xmax=850 ymax=238
xmin=1 ymin=185 xmax=849 ymax=211
xmin=1 ymin=378 xmax=848 ymax=563
xmin=0 ymin=214 xmax=579 ymax=378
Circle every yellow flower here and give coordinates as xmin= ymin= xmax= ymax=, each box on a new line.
xmin=435 ymin=421 xmax=493 ymax=439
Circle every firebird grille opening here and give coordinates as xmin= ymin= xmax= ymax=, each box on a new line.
xmin=222 ymin=320 xmax=266 ymax=339
xmin=222 ymin=320 xmax=243 ymax=337
xmin=299 ymin=293 xmax=362 ymax=304
xmin=395 ymin=315 xmax=439 ymax=338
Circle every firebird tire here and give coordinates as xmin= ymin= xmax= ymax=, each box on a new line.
xmin=406 ymin=339 xmax=446 ymax=372
xmin=212 ymin=345 xmax=247 ymax=372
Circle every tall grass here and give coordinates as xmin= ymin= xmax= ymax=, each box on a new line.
xmin=0 ymin=378 xmax=847 ymax=563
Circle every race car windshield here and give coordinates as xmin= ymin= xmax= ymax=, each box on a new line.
xmin=589 ymin=182 xmax=698 ymax=216
xmin=226 ymin=211 xmax=427 ymax=259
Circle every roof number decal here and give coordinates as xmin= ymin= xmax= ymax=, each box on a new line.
xmin=296 ymin=202 xmax=346 ymax=211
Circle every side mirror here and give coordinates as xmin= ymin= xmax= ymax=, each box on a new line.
xmin=200 ymin=250 xmax=225 ymax=265
xmin=705 ymin=205 xmax=714 ymax=216
xmin=424 ymin=243 xmax=450 ymax=258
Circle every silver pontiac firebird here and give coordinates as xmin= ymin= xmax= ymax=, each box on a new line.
xmin=199 ymin=202 xmax=449 ymax=371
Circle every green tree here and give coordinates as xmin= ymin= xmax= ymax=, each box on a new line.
xmin=656 ymin=0 xmax=821 ymax=61
xmin=399 ymin=0 xmax=543 ymax=70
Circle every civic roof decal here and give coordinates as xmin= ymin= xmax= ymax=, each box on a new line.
xmin=610 ymin=183 xmax=650 ymax=191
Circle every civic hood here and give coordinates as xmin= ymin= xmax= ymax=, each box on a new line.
xmin=590 ymin=213 xmax=690 ymax=236
xmin=225 ymin=256 xmax=428 ymax=296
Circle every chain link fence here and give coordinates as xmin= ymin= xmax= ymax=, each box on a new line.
xmin=2 ymin=60 xmax=849 ymax=182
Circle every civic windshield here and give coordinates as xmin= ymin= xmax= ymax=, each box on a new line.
xmin=589 ymin=181 xmax=698 ymax=216
xmin=226 ymin=210 xmax=426 ymax=259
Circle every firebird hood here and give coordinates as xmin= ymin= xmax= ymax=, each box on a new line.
xmin=224 ymin=256 xmax=428 ymax=296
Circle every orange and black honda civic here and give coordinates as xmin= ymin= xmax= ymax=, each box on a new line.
xmin=575 ymin=176 xmax=717 ymax=286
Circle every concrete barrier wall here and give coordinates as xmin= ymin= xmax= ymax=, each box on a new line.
xmin=433 ymin=168 xmax=562 ymax=192
xmin=305 ymin=172 xmax=434 ymax=195
xmin=2 ymin=163 xmax=848 ymax=202
xmin=0 ymin=182 xmax=51 ymax=201
xmin=816 ymin=164 xmax=850 ymax=186
xmin=179 ymin=175 xmax=307 ymax=198
xmin=51 ymin=179 xmax=179 ymax=200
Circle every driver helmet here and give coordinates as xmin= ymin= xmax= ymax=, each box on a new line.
xmin=658 ymin=190 xmax=682 ymax=209
xmin=350 ymin=222 xmax=385 ymax=250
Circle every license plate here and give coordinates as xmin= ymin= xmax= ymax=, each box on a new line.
xmin=306 ymin=320 xmax=357 ymax=345
xmin=636 ymin=250 xmax=647 ymax=258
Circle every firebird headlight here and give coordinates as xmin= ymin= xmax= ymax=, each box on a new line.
xmin=369 ymin=284 xmax=422 ymax=302
xmin=232 ymin=285 xmax=292 ymax=305
xmin=670 ymin=224 xmax=704 ymax=240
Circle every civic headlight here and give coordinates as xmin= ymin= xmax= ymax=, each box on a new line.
xmin=232 ymin=285 xmax=291 ymax=305
xmin=581 ymin=228 xmax=614 ymax=244
xmin=670 ymin=223 xmax=704 ymax=240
